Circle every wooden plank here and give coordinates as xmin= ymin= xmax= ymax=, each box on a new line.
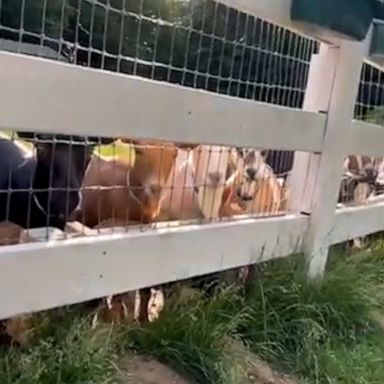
xmin=331 ymin=203 xmax=384 ymax=244
xmin=0 ymin=51 xmax=326 ymax=152
xmin=303 ymin=39 xmax=368 ymax=278
xmin=348 ymin=120 xmax=384 ymax=157
xmin=0 ymin=214 xmax=307 ymax=320
xmin=288 ymin=44 xmax=337 ymax=214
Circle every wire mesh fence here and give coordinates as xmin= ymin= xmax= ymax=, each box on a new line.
xmin=0 ymin=0 xmax=317 ymax=106
xmin=0 ymin=0 xmax=319 ymax=244
xmin=0 ymin=134 xmax=293 ymax=242
xmin=338 ymin=61 xmax=384 ymax=208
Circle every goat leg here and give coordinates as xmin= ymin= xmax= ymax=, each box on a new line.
xmin=138 ymin=288 xmax=151 ymax=323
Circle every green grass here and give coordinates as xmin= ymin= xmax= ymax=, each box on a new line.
xmin=240 ymin=244 xmax=384 ymax=383
xmin=0 ymin=309 xmax=119 ymax=384
xmin=2 ymin=243 xmax=384 ymax=384
xmin=123 ymin=286 xmax=248 ymax=384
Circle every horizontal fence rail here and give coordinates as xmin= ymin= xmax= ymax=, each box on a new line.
xmin=0 ymin=0 xmax=384 ymax=323
xmin=0 ymin=51 xmax=326 ymax=152
xmin=348 ymin=120 xmax=384 ymax=157
xmin=332 ymin=204 xmax=384 ymax=244
xmin=0 ymin=215 xmax=307 ymax=319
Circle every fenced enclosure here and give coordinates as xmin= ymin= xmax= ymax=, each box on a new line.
xmin=0 ymin=0 xmax=384 ymax=322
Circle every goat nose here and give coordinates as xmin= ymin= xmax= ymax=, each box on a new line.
xmin=150 ymin=184 xmax=162 ymax=197
xmin=246 ymin=168 xmax=257 ymax=180
xmin=366 ymin=167 xmax=377 ymax=181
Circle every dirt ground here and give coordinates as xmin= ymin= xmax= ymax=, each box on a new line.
xmin=120 ymin=356 xmax=191 ymax=384
xmin=120 ymin=342 xmax=297 ymax=384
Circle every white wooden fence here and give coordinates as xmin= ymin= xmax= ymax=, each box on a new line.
xmin=0 ymin=0 xmax=383 ymax=320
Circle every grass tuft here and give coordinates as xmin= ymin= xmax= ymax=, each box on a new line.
xmin=0 ymin=309 xmax=118 ymax=384
xmin=241 ymin=246 xmax=384 ymax=382
xmin=124 ymin=285 xmax=248 ymax=384
xmin=2 ymin=243 xmax=384 ymax=383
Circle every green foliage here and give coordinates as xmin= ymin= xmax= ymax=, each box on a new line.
xmin=0 ymin=0 xmax=70 ymax=40
xmin=365 ymin=106 xmax=384 ymax=126
xmin=124 ymin=286 xmax=247 ymax=384
xmin=0 ymin=309 xmax=118 ymax=384
xmin=2 ymin=246 xmax=384 ymax=383
xmin=0 ymin=0 xmax=311 ymax=106
xmin=241 ymin=246 xmax=384 ymax=382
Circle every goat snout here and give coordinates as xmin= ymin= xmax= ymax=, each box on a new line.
xmin=149 ymin=184 xmax=162 ymax=199
xmin=246 ymin=168 xmax=257 ymax=181
xmin=236 ymin=188 xmax=253 ymax=202
xmin=362 ymin=167 xmax=378 ymax=183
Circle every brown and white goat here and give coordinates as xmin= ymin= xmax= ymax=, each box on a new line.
xmin=228 ymin=148 xmax=285 ymax=216
xmin=340 ymin=155 xmax=382 ymax=249
xmin=158 ymin=144 xmax=233 ymax=221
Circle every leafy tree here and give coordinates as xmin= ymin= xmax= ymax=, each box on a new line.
xmin=0 ymin=0 xmax=71 ymax=41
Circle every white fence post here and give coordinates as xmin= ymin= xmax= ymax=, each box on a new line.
xmin=288 ymin=44 xmax=338 ymax=214
xmin=299 ymin=40 xmax=368 ymax=278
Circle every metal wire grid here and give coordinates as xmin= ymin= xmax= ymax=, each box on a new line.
xmin=355 ymin=61 xmax=384 ymax=124
xmin=338 ymin=61 xmax=384 ymax=207
xmin=0 ymin=135 xmax=292 ymax=244
xmin=0 ymin=1 xmax=318 ymax=243
xmin=0 ymin=0 xmax=317 ymax=108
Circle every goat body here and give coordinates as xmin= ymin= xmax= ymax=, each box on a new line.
xmin=79 ymin=141 xmax=178 ymax=227
xmin=79 ymin=155 xmax=159 ymax=227
xmin=0 ymin=134 xmax=113 ymax=230
xmin=0 ymin=138 xmax=53 ymax=229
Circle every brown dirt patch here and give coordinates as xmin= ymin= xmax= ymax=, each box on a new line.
xmin=228 ymin=339 xmax=298 ymax=384
xmin=119 ymin=342 xmax=298 ymax=384
xmin=119 ymin=355 xmax=191 ymax=384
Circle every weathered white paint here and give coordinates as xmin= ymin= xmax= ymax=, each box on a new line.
xmin=0 ymin=214 xmax=307 ymax=320
xmin=348 ymin=120 xmax=384 ymax=157
xmin=303 ymin=39 xmax=368 ymax=278
xmin=0 ymin=51 xmax=326 ymax=152
xmin=0 ymin=2 xmax=383 ymax=322
xmin=288 ymin=44 xmax=337 ymax=214
xmin=332 ymin=203 xmax=384 ymax=244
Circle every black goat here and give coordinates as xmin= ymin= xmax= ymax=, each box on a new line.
xmin=0 ymin=133 xmax=113 ymax=230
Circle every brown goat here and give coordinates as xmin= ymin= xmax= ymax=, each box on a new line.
xmin=79 ymin=140 xmax=177 ymax=227
xmin=78 ymin=140 xmax=177 ymax=323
